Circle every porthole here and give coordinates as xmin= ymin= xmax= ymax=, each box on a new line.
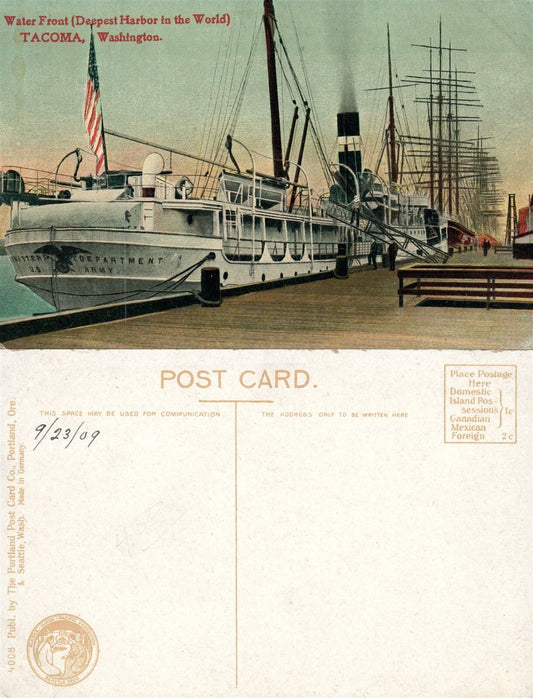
xmin=261 ymin=274 xmax=266 ymax=282
xmin=223 ymin=271 xmax=229 ymax=280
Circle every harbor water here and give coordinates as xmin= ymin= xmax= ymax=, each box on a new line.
xmin=0 ymin=256 xmax=55 ymax=321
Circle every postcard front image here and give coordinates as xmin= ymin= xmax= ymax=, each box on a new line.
xmin=1 ymin=0 xmax=532 ymax=696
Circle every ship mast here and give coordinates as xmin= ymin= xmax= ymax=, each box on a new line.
xmin=263 ymin=0 xmax=285 ymax=178
xmin=386 ymin=24 xmax=398 ymax=184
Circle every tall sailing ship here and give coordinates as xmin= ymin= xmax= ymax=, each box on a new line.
xmin=1 ymin=3 xmax=451 ymax=313
xmin=366 ymin=22 xmax=504 ymax=252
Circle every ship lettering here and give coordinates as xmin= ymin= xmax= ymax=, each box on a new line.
xmin=84 ymin=267 xmax=115 ymax=273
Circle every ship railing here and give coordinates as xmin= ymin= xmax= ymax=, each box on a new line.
xmin=127 ymin=171 xmax=221 ymax=201
xmin=0 ymin=165 xmax=83 ymax=198
xmin=0 ymin=162 xmax=229 ymax=202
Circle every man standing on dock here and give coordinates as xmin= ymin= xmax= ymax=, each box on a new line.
xmin=368 ymin=241 xmax=379 ymax=270
xmin=482 ymin=239 xmax=491 ymax=256
xmin=388 ymin=241 xmax=399 ymax=271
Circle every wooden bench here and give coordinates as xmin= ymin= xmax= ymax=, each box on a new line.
xmin=494 ymin=246 xmax=513 ymax=254
xmin=397 ymin=264 xmax=533 ymax=309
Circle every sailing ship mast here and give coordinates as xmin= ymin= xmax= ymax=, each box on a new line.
xmin=404 ymin=24 xmax=504 ymax=234
xmin=263 ymin=0 xmax=285 ymax=178
xmin=386 ymin=24 xmax=398 ymax=185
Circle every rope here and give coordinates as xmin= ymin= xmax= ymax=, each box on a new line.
xmin=272 ymin=16 xmax=332 ymax=185
xmin=30 ymin=252 xmax=216 ymax=308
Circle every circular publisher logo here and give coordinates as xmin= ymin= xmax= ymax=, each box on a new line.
xmin=27 ymin=614 xmax=98 ymax=686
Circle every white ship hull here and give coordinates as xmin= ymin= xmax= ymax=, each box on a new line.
xmin=4 ymin=195 xmax=352 ymax=311
xmin=4 ymin=177 xmax=449 ymax=312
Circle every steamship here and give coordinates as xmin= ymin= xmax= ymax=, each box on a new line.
xmin=1 ymin=2 xmax=448 ymax=312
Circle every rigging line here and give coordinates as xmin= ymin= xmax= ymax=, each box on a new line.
xmin=275 ymin=44 xmax=297 ymax=104
xmin=292 ymin=18 xmax=328 ymax=170
xmin=365 ymin=54 xmax=386 ymax=173
xmin=271 ymin=18 xmax=331 ymax=182
xmin=196 ymin=25 xmax=226 ymax=179
xmin=205 ymin=24 xmax=239 ymax=168
xmin=213 ymin=28 xmax=239 ymax=150
xmin=197 ymin=29 xmax=260 ymax=195
xmin=216 ymin=5 xmax=260 ymax=150
xmin=225 ymin=23 xmax=260 ymax=134
xmin=370 ymin=107 xmax=388 ymax=179
xmin=219 ymin=20 xmax=251 ymax=149
xmin=213 ymin=18 xmax=263 ymax=168
xmin=373 ymin=110 xmax=388 ymax=176
xmin=271 ymin=22 xmax=307 ymax=109
xmin=286 ymin=2 xmax=328 ymax=163
xmin=395 ymin=76 xmax=420 ymax=188
xmin=204 ymin=4 xmax=251 ymax=170
xmin=210 ymin=1 xmax=247 ymax=166
xmin=199 ymin=6 xmax=254 ymax=176
xmin=285 ymin=7 xmax=317 ymax=127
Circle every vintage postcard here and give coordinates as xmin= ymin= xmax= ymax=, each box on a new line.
xmin=1 ymin=349 xmax=532 ymax=697
xmin=1 ymin=0 xmax=532 ymax=696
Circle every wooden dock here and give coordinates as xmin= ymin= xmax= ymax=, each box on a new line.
xmin=2 ymin=250 xmax=532 ymax=350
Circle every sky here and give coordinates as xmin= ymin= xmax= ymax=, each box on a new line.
xmin=1 ymin=0 xmax=531 ymax=235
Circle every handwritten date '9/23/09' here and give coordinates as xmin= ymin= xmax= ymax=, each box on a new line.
xmin=34 ymin=420 xmax=101 ymax=450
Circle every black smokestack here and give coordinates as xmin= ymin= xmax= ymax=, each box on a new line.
xmin=337 ymin=112 xmax=362 ymax=201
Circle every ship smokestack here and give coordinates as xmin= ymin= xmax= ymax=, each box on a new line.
xmin=337 ymin=112 xmax=361 ymax=201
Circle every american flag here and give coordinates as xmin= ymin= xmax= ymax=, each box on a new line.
xmin=84 ymin=29 xmax=107 ymax=175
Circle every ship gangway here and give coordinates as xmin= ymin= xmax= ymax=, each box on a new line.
xmin=326 ymin=200 xmax=451 ymax=264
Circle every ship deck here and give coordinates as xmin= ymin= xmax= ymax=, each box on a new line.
xmin=2 ymin=250 xmax=532 ymax=350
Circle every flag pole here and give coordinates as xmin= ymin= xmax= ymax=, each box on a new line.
xmin=97 ymin=34 xmax=109 ymax=175
xmin=93 ymin=26 xmax=109 ymax=174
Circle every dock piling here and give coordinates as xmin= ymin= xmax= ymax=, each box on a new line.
xmin=200 ymin=267 xmax=223 ymax=306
